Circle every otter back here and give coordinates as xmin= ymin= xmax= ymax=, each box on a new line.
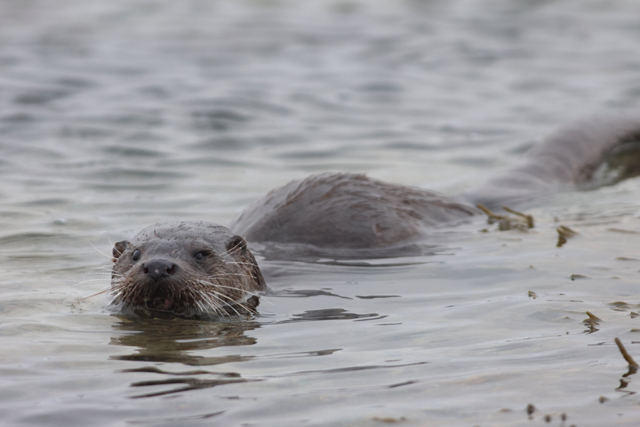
xmin=229 ymin=172 xmax=477 ymax=249
xmin=231 ymin=117 xmax=640 ymax=249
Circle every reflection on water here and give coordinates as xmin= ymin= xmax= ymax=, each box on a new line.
xmin=253 ymin=239 xmax=452 ymax=263
xmin=127 ymin=374 xmax=253 ymax=400
xmin=110 ymin=315 xmax=260 ymax=365
xmin=110 ymin=315 xmax=260 ymax=398
xmin=280 ymin=308 xmax=383 ymax=323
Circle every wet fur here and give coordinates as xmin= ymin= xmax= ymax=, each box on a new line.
xmin=231 ymin=116 xmax=640 ymax=247
xmin=111 ymin=222 xmax=265 ymax=319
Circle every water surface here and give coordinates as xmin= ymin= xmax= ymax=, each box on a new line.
xmin=2 ymin=0 xmax=640 ymax=425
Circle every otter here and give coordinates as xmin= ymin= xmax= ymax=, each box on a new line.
xmin=111 ymin=117 xmax=640 ymax=318
xmin=110 ymin=222 xmax=265 ymax=320
xmin=230 ymin=117 xmax=640 ymax=248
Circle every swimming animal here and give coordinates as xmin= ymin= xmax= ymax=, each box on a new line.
xmin=111 ymin=117 xmax=640 ymax=317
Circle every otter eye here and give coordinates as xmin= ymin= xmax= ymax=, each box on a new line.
xmin=132 ymin=249 xmax=141 ymax=262
xmin=194 ymin=251 xmax=207 ymax=261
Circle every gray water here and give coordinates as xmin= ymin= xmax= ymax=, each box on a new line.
xmin=2 ymin=0 xmax=640 ymax=425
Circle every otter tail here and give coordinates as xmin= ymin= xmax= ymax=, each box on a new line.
xmin=463 ymin=116 xmax=640 ymax=209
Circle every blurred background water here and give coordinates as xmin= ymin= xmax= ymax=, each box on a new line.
xmin=2 ymin=0 xmax=640 ymax=425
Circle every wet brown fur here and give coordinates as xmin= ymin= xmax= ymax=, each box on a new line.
xmin=231 ymin=116 xmax=640 ymax=247
xmin=111 ymin=222 xmax=265 ymax=319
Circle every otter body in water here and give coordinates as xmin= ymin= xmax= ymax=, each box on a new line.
xmin=231 ymin=117 xmax=640 ymax=248
xmin=110 ymin=221 xmax=265 ymax=319
xmin=230 ymin=172 xmax=477 ymax=249
xmin=111 ymin=117 xmax=640 ymax=317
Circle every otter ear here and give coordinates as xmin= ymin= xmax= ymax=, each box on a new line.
xmin=226 ymin=235 xmax=247 ymax=255
xmin=112 ymin=240 xmax=131 ymax=262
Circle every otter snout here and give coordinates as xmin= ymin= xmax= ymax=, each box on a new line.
xmin=143 ymin=259 xmax=177 ymax=282
xmin=110 ymin=221 xmax=266 ymax=318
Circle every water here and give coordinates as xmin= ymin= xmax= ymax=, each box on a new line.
xmin=2 ymin=0 xmax=640 ymax=425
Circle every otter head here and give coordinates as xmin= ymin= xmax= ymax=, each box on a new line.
xmin=110 ymin=221 xmax=266 ymax=319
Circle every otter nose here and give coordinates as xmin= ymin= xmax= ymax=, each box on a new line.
xmin=143 ymin=260 xmax=176 ymax=282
